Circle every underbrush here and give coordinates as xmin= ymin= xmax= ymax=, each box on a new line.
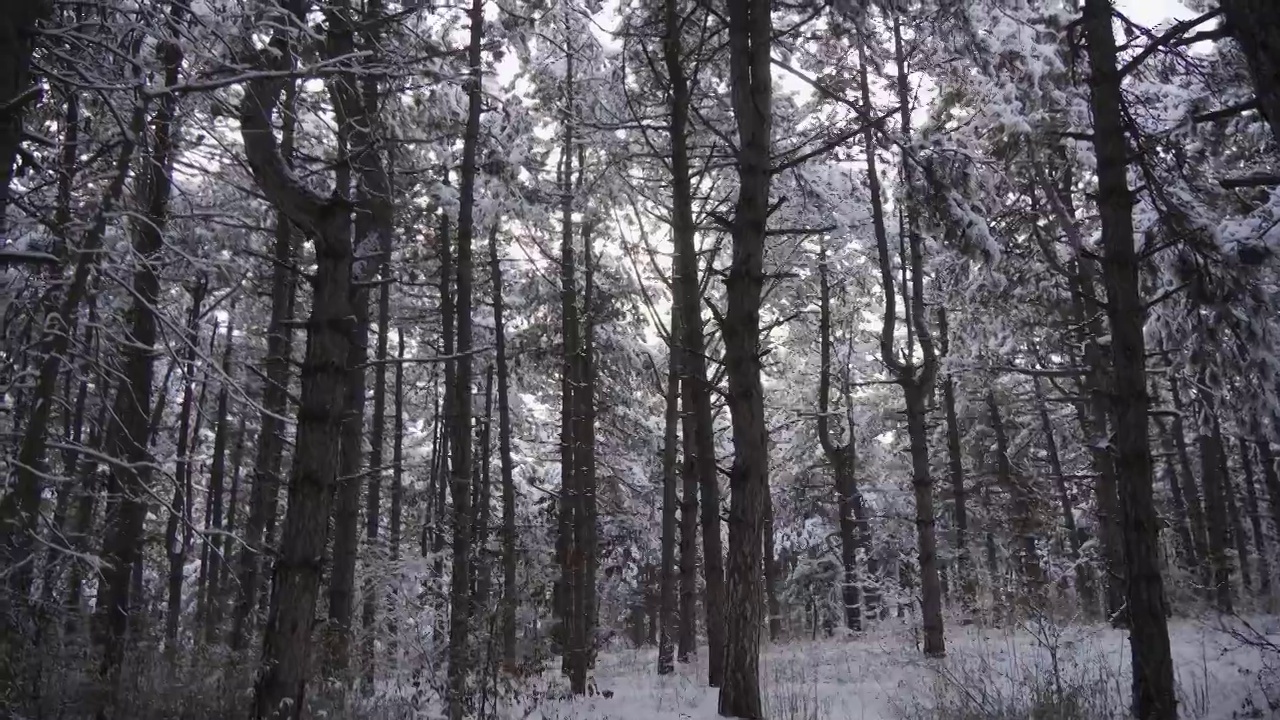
xmin=895 ymin=615 xmax=1128 ymax=720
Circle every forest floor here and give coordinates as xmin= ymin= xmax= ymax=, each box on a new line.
xmin=507 ymin=615 xmax=1280 ymax=719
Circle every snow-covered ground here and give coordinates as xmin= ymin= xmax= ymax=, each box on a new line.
xmin=506 ymin=617 xmax=1280 ymax=719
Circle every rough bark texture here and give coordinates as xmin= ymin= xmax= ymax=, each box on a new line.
xmin=661 ymin=0 xmax=724 ymax=682
xmin=1215 ymin=415 xmax=1252 ymax=592
xmin=1198 ymin=405 xmax=1235 ymax=612
xmin=1168 ymin=376 xmax=1210 ymax=582
xmin=166 ymin=284 xmax=206 ymax=650
xmin=1238 ymin=437 xmax=1271 ymax=596
xmin=817 ymin=244 xmax=862 ymax=633
xmin=445 ymin=0 xmax=484 ymax=713
xmin=244 ymin=20 xmax=356 ymax=715
xmin=658 ymin=313 xmax=680 ymax=675
xmin=1082 ymin=1 xmax=1176 ymax=715
xmin=719 ymin=0 xmax=771 ymax=715
xmin=940 ymin=314 xmax=973 ymax=609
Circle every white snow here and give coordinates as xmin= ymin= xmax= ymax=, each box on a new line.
xmin=493 ymin=616 xmax=1280 ymax=719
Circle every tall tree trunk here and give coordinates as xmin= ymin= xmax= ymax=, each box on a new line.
xmin=1168 ymin=375 xmax=1210 ymax=581
xmin=1216 ymin=414 xmax=1253 ymax=592
xmin=473 ymin=363 xmax=496 ymax=610
xmin=677 ymin=405 xmax=698 ymax=661
xmin=203 ymin=318 xmax=237 ymax=647
xmin=326 ymin=163 xmax=368 ymax=683
xmin=1238 ymin=437 xmax=1271 ymax=597
xmin=1257 ymin=435 xmax=1280 ymax=550
xmin=577 ymin=217 xmax=599 ymax=674
xmin=91 ymin=12 xmax=184 ymax=708
xmin=242 ymin=18 xmax=356 ymax=713
xmin=388 ymin=329 xmax=406 ymax=659
xmin=1150 ymin=382 xmax=1196 ymax=570
xmin=1198 ymin=411 xmax=1234 ymax=612
xmin=763 ymin=488 xmax=782 ymax=642
xmin=1034 ymin=377 xmax=1093 ymax=608
xmin=491 ymin=229 xmax=519 ymax=671
xmin=231 ymin=79 xmax=298 ymax=652
xmin=939 ymin=312 xmax=973 ymax=610
xmin=817 ymin=242 xmax=861 ymax=633
xmin=0 ymin=90 xmax=146 ymax=608
xmin=661 ymin=0 xmax=724 ymax=684
xmin=166 ymin=283 xmax=207 ymax=651
xmin=1082 ymin=1 xmax=1176 ymax=715
xmin=719 ymin=0 xmax=772 ymax=715
xmin=446 ymin=0 xmax=484 ymax=712
xmin=362 ymin=173 xmax=393 ymax=684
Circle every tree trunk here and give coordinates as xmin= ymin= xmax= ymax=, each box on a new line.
xmin=1150 ymin=381 xmax=1197 ymax=570
xmin=1216 ymin=414 xmax=1253 ymax=592
xmin=659 ymin=326 xmax=680 ymax=675
xmin=0 ymin=91 xmax=145 ymax=606
xmin=203 ymin=318 xmax=237 ymax=647
xmin=242 ymin=21 xmax=357 ymax=715
xmin=719 ymin=0 xmax=772 ymax=714
xmin=817 ymin=242 xmax=861 ymax=633
xmin=1198 ymin=416 xmax=1234 ymax=612
xmin=577 ymin=218 xmax=599 ymax=672
xmin=231 ymin=80 xmax=298 ymax=652
xmin=1238 ymin=437 xmax=1271 ymax=596
xmin=445 ymin=0 xmax=484 ymax=712
xmin=91 ymin=15 xmax=183 ymax=709
xmin=988 ymin=389 xmax=1044 ymax=603
xmin=490 ymin=225 xmax=519 ymax=671
xmin=763 ymin=488 xmax=782 ymax=642
xmin=1082 ymin=1 xmax=1176 ymax=715
xmin=940 ymin=313 xmax=973 ymax=610
xmin=1168 ymin=377 xmax=1210 ymax=564
xmin=677 ymin=407 xmax=698 ymax=661
xmin=166 ymin=283 xmax=207 ymax=651
xmin=388 ymin=330 xmax=406 ymax=658
xmin=1034 ymin=376 xmax=1093 ymax=608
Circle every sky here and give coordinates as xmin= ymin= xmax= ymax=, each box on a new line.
xmin=1115 ymin=0 xmax=1195 ymax=25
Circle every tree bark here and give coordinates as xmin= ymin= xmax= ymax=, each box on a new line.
xmin=231 ymin=79 xmax=298 ymax=652
xmin=445 ymin=0 xmax=484 ymax=712
xmin=490 ymin=225 xmax=519 ymax=671
xmin=243 ymin=16 xmax=357 ymax=714
xmin=719 ymin=0 xmax=772 ymax=714
xmin=203 ymin=317 xmax=237 ymax=647
xmin=1215 ymin=414 xmax=1252 ymax=592
xmin=940 ymin=312 xmax=974 ymax=610
xmin=1082 ymin=1 xmax=1176 ymax=715
xmin=658 ymin=326 xmax=680 ymax=675
xmin=1238 ymin=437 xmax=1271 ymax=596
xmin=660 ymin=0 xmax=724 ymax=683
xmin=165 ymin=283 xmax=206 ymax=652
xmin=817 ymin=242 xmax=861 ymax=633
xmin=91 ymin=13 xmax=184 ymax=709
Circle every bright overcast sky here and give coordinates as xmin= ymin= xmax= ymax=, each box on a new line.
xmin=1115 ymin=0 xmax=1195 ymax=25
